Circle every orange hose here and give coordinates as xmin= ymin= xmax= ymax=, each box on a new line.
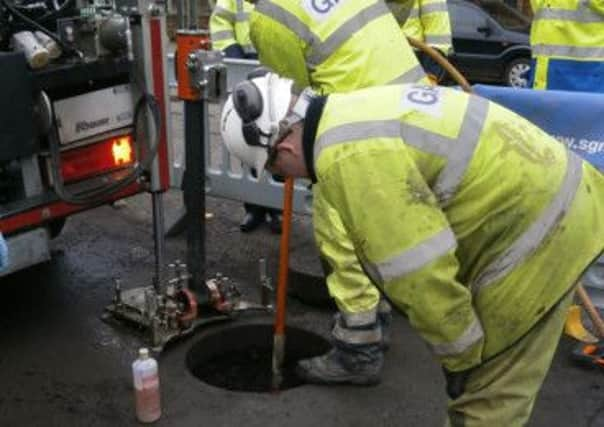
xmin=274 ymin=177 xmax=294 ymax=336
xmin=406 ymin=36 xmax=473 ymax=93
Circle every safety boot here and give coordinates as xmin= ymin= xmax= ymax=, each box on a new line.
xmin=296 ymin=342 xmax=383 ymax=386
xmin=240 ymin=204 xmax=265 ymax=233
xmin=296 ymin=318 xmax=383 ymax=386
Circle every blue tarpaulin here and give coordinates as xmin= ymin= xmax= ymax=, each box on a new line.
xmin=473 ymin=85 xmax=604 ymax=172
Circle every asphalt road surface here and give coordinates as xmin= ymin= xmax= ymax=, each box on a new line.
xmin=2 ymin=191 xmax=604 ymax=427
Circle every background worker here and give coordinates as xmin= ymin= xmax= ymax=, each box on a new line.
xmin=210 ymin=0 xmax=282 ymax=233
xmin=400 ymin=0 xmax=453 ymax=82
xmin=220 ymin=73 xmax=604 ymax=426
xmin=530 ymin=0 xmax=604 ymax=91
xmin=248 ymin=0 xmax=427 ymax=94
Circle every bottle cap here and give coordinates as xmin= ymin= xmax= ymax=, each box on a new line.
xmin=139 ymin=348 xmax=149 ymax=359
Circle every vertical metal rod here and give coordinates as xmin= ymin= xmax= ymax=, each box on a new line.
xmin=151 ymin=191 xmax=166 ymax=292
xmin=184 ymin=99 xmax=206 ymax=301
xmin=177 ymin=0 xmax=187 ymax=29
xmin=259 ymin=258 xmax=270 ymax=307
xmin=188 ymin=0 xmax=197 ymax=29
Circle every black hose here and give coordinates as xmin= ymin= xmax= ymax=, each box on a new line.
xmin=37 ymin=0 xmax=74 ymax=23
xmin=49 ymin=93 xmax=162 ymax=205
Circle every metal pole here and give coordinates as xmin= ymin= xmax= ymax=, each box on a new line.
xmin=188 ymin=0 xmax=197 ymax=29
xmin=177 ymin=0 xmax=187 ymax=29
xmin=184 ymin=99 xmax=207 ymax=301
xmin=151 ymin=191 xmax=166 ymax=292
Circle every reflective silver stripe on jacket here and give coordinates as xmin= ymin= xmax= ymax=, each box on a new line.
xmin=425 ymin=35 xmax=452 ymax=46
xmin=213 ymin=6 xmax=236 ymax=22
xmin=306 ymin=1 xmax=391 ymax=66
xmin=314 ymin=94 xmax=488 ymax=205
xmin=362 ymin=228 xmax=457 ymax=285
xmin=432 ymin=97 xmax=487 ymax=204
xmin=534 ymin=4 xmax=603 ymax=23
xmin=419 ymin=2 xmax=449 ymax=15
xmin=256 ymin=0 xmax=391 ymax=68
xmin=430 ymin=317 xmax=484 ymax=357
xmin=211 ymin=30 xmax=235 ymax=41
xmin=399 ymin=96 xmax=488 ymax=204
xmin=388 ymin=65 xmax=427 ymax=84
xmin=255 ymin=1 xmax=320 ymax=45
xmin=341 ymin=309 xmax=378 ymax=327
xmin=314 ymin=120 xmax=401 ymax=162
xmin=407 ymin=7 xmax=420 ymax=19
xmin=332 ymin=321 xmax=382 ymax=345
xmin=472 ymin=151 xmax=584 ymax=293
xmin=532 ymin=44 xmax=604 ymax=59
xmin=235 ymin=0 xmax=249 ymax=22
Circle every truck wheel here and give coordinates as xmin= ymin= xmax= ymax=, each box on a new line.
xmin=48 ymin=218 xmax=66 ymax=239
xmin=505 ymin=58 xmax=531 ymax=88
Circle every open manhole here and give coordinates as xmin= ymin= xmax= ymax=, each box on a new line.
xmin=187 ymin=323 xmax=331 ymax=392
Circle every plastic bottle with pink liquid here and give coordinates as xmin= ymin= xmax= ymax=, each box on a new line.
xmin=132 ymin=348 xmax=161 ymax=423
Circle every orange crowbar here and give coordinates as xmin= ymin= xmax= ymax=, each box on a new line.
xmin=272 ymin=176 xmax=294 ymax=390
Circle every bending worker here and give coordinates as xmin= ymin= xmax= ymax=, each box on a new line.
xmin=400 ymin=0 xmax=452 ymax=82
xmin=247 ymin=0 xmax=428 ymax=330
xmin=530 ymin=0 xmax=604 ymax=91
xmin=210 ymin=0 xmax=282 ymax=233
xmin=220 ymin=73 xmax=604 ymax=426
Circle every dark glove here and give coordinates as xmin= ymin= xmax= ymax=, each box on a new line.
xmin=417 ymin=50 xmax=447 ymax=83
xmin=223 ymin=43 xmax=246 ymax=59
xmin=443 ymin=368 xmax=472 ymax=400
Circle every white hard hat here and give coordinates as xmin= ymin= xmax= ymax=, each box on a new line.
xmin=220 ymin=72 xmax=311 ymax=175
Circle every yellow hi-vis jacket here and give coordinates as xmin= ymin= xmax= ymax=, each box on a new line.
xmin=249 ymin=0 xmax=427 ymax=94
xmin=530 ymin=0 xmax=604 ymax=90
xmin=210 ymin=0 xmax=255 ymax=54
xmin=402 ymin=0 xmax=452 ymax=54
xmin=306 ymin=84 xmax=604 ymax=371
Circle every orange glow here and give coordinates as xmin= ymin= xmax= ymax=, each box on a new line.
xmin=112 ymin=137 xmax=133 ymax=165
xmin=60 ymin=134 xmax=136 ymax=183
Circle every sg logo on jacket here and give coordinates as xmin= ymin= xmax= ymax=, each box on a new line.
xmin=304 ymin=0 xmax=343 ymax=21
xmin=401 ymin=85 xmax=443 ymax=117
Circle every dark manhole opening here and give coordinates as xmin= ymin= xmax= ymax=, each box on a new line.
xmin=187 ymin=323 xmax=331 ymax=392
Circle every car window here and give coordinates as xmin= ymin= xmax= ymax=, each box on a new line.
xmin=449 ymin=2 xmax=487 ymax=34
xmin=478 ymin=0 xmax=530 ymax=31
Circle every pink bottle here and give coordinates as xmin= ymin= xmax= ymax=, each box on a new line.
xmin=132 ymin=348 xmax=161 ymax=423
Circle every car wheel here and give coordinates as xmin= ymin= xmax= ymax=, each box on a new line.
xmin=505 ymin=58 xmax=531 ymax=88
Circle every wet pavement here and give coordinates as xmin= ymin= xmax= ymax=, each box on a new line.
xmin=2 ymin=189 xmax=604 ymax=427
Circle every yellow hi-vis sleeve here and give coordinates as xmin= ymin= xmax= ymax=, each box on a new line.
xmin=210 ymin=0 xmax=238 ymax=51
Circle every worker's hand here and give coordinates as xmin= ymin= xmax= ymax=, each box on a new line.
xmin=0 ymin=232 xmax=8 ymax=271
xmin=443 ymin=367 xmax=472 ymax=400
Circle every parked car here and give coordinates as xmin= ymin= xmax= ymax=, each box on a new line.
xmin=448 ymin=0 xmax=532 ymax=88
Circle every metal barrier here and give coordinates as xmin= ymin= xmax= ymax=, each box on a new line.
xmin=167 ymin=53 xmax=313 ymax=215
